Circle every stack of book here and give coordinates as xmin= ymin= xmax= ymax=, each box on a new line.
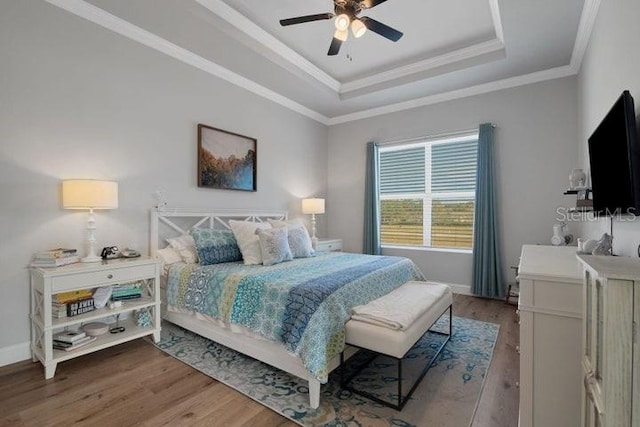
xmin=31 ymin=248 xmax=79 ymax=267
xmin=111 ymin=283 xmax=143 ymax=301
xmin=53 ymin=331 xmax=96 ymax=351
xmin=52 ymin=289 xmax=95 ymax=318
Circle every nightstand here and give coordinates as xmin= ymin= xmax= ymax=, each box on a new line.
xmin=315 ymin=238 xmax=343 ymax=253
xmin=30 ymin=256 xmax=161 ymax=379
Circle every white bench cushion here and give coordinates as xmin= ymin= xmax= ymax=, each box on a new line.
xmin=345 ymin=282 xmax=452 ymax=359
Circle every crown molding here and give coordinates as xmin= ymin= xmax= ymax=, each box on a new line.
xmin=340 ymin=38 xmax=506 ymax=97
xmin=44 ymin=0 xmax=330 ymax=124
xmin=569 ymin=0 xmax=601 ymax=72
xmin=327 ymin=65 xmax=577 ymax=125
xmin=194 ymin=0 xmax=341 ymax=92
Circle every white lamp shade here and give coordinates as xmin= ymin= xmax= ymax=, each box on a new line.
xmin=334 ymin=29 xmax=348 ymax=42
xmin=351 ymin=19 xmax=367 ymax=38
xmin=302 ymin=198 xmax=325 ymax=214
xmin=62 ymin=180 xmax=119 ymax=210
xmin=334 ymin=14 xmax=350 ymax=31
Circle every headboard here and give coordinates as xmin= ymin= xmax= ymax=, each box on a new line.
xmin=150 ymin=207 xmax=288 ymax=257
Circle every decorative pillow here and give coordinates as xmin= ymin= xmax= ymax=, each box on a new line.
xmin=258 ymin=227 xmax=293 ymax=266
xmin=268 ymin=219 xmax=313 ymax=258
xmin=267 ymin=218 xmax=305 ymax=229
xmin=287 ymin=225 xmax=314 ymax=258
xmin=190 ymin=228 xmax=242 ymax=265
xmin=228 ymin=220 xmax=272 ymax=265
xmin=156 ymin=247 xmax=183 ymax=275
xmin=166 ymin=234 xmax=198 ymax=264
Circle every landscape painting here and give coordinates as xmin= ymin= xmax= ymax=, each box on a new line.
xmin=197 ymin=124 xmax=257 ymax=191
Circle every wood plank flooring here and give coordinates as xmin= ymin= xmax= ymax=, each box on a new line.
xmin=0 ymin=295 xmax=519 ymax=426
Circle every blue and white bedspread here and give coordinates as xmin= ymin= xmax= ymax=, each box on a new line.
xmin=166 ymin=252 xmax=424 ymax=382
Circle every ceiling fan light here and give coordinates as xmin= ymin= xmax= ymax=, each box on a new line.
xmin=351 ymin=19 xmax=367 ymax=38
xmin=335 ymin=14 xmax=350 ymax=31
xmin=334 ymin=29 xmax=348 ymax=42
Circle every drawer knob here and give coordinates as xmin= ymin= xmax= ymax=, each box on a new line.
xmin=107 ymin=274 xmax=113 ymax=279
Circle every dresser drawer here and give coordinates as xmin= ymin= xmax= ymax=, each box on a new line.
xmin=50 ymin=263 xmax=157 ymax=293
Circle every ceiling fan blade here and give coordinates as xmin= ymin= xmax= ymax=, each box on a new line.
xmin=361 ymin=17 xmax=403 ymax=41
xmin=361 ymin=0 xmax=389 ymax=9
xmin=328 ymin=38 xmax=343 ymax=56
xmin=280 ymin=13 xmax=333 ymax=26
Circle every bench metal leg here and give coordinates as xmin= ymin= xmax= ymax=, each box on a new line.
xmin=340 ymin=304 xmax=453 ymax=410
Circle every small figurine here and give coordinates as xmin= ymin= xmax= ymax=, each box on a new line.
xmin=592 ymin=233 xmax=613 ymax=256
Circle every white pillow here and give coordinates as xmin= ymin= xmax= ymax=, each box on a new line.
xmin=258 ymin=227 xmax=293 ymax=266
xmin=156 ymin=247 xmax=183 ymax=275
xmin=229 ymin=220 xmax=272 ymax=265
xmin=166 ymin=234 xmax=198 ymax=264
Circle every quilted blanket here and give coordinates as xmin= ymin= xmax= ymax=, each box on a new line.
xmin=166 ymin=252 xmax=424 ymax=382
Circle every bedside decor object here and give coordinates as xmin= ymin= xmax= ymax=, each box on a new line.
xmin=569 ymin=168 xmax=586 ymax=189
xmin=197 ymin=124 xmax=257 ymax=191
xmin=83 ymin=322 xmax=109 ymax=337
xmin=62 ymin=179 xmax=118 ymax=263
xmin=591 ymin=233 xmax=613 ymax=255
xmin=302 ymin=198 xmax=325 ymax=248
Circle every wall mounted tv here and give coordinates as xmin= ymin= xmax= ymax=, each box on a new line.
xmin=588 ymin=90 xmax=640 ymax=216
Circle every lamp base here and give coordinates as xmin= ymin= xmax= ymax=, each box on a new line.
xmin=81 ymin=254 xmax=102 ymax=263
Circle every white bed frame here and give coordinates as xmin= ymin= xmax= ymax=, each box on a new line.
xmin=150 ymin=207 xmax=355 ymax=409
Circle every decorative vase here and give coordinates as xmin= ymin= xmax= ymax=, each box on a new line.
xmin=569 ymin=168 xmax=586 ymax=189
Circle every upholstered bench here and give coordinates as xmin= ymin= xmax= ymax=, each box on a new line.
xmin=340 ymin=281 xmax=453 ymax=410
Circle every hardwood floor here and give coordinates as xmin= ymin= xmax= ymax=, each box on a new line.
xmin=0 ymin=295 xmax=519 ymax=426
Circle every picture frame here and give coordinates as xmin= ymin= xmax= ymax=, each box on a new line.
xmin=197 ymin=124 xmax=257 ymax=191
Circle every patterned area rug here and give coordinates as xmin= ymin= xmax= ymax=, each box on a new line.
xmin=155 ymin=316 xmax=499 ymax=427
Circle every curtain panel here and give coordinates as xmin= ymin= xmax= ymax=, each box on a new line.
xmin=471 ymin=124 xmax=504 ymax=298
xmin=363 ymin=141 xmax=381 ymax=255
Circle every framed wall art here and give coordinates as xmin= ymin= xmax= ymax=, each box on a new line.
xmin=197 ymin=124 xmax=257 ymax=191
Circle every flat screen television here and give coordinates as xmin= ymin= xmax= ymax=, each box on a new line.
xmin=588 ymin=90 xmax=640 ymax=216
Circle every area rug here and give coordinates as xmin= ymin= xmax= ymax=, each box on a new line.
xmin=155 ymin=316 xmax=499 ymax=427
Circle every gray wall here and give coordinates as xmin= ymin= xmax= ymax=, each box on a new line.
xmin=577 ymin=0 xmax=640 ymax=256
xmin=0 ymin=1 xmax=327 ymax=352
xmin=327 ymin=77 xmax=580 ymax=288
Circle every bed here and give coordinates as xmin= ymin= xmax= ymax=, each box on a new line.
xmin=150 ymin=208 xmax=425 ymax=408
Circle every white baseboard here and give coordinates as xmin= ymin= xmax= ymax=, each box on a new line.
xmin=0 ymin=341 xmax=31 ymax=367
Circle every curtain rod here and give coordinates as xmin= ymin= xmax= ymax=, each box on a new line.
xmin=377 ymin=124 xmax=496 ymax=147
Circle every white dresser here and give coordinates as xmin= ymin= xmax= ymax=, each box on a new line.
xmin=518 ymin=245 xmax=583 ymax=427
xmin=578 ymin=255 xmax=639 ymax=427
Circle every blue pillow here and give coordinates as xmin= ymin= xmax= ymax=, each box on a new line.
xmin=190 ymin=228 xmax=242 ymax=265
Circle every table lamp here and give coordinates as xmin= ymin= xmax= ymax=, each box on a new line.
xmin=62 ymin=179 xmax=118 ymax=263
xmin=302 ymin=198 xmax=325 ymax=248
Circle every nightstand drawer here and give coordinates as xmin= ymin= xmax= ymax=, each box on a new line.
xmin=316 ymin=239 xmax=343 ymax=253
xmin=50 ymin=263 xmax=156 ymax=292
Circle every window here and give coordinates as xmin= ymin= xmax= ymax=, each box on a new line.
xmin=379 ymin=133 xmax=478 ymax=250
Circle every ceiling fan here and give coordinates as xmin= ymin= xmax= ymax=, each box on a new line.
xmin=279 ymin=0 xmax=403 ymax=56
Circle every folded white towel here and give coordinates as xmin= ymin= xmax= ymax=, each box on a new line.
xmin=351 ymin=281 xmax=450 ymax=330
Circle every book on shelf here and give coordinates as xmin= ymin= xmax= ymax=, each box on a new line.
xmin=53 ymin=336 xmax=96 ymax=351
xmin=53 ymin=289 xmax=93 ymax=304
xmin=31 ymin=255 xmax=79 ymax=267
xmin=53 ymin=330 xmax=86 ymax=344
xmin=110 ymin=293 xmax=142 ymax=301
xmin=33 ymin=248 xmax=78 ymax=259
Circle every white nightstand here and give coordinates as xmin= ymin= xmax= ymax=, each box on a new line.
xmin=315 ymin=238 xmax=343 ymax=253
xmin=30 ymin=256 xmax=161 ymax=379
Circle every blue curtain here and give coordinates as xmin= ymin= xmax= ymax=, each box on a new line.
xmin=363 ymin=141 xmax=381 ymax=255
xmin=472 ymin=124 xmax=504 ymax=298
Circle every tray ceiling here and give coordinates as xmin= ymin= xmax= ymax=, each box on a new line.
xmin=50 ymin=0 xmax=594 ymax=123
